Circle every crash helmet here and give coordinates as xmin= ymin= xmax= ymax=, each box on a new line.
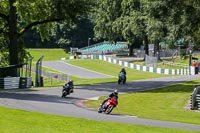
xmin=121 ymin=68 xmax=125 ymax=72
xmin=69 ymin=80 xmax=73 ymax=83
xmin=114 ymin=90 xmax=118 ymax=95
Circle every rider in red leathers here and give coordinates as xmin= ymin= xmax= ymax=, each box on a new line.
xmin=101 ymin=90 xmax=118 ymax=107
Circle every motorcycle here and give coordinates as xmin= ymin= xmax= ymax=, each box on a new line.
xmin=61 ymin=84 xmax=73 ymax=98
xmin=98 ymin=96 xmax=118 ymax=114
xmin=118 ymin=72 xmax=125 ymax=84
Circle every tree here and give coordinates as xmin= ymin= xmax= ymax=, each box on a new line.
xmin=144 ymin=0 xmax=200 ymax=50
xmin=0 ymin=0 xmax=91 ymax=76
xmin=93 ymin=0 xmax=123 ymax=42
xmin=50 ymin=16 xmax=94 ymax=49
xmin=92 ymin=0 xmax=200 ymax=57
xmin=181 ymin=0 xmax=200 ymax=50
xmin=119 ymin=0 xmax=145 ymax=56
xmin=93 ymin=0 xmax=144 ymax=56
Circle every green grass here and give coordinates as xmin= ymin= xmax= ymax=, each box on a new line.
xmin=28 ymin=49 xmax=200 ymax=125
xmin=26 ymin=48 xmax=70 ymax=62
xmin=26 ymin=49 xmax=199 ymax=124
xmin=86 ymin=79 xmax=200 ymax=125
xmin=0 ymin=106 xmax=198 ymax=133
xmin=62 ymin=59 xmax=173 ymax=86
xmin=2 ymin=48 xmax=200 ymax=132
xmin=29 ymin=58 xmax=171 ymax=87
xmin=66 ymin=59 xmax=169 ymax=81
xmin=25 ymin=48 xmax=71 ymax=87
xmin=27 ymin=49 xmax=172 ymax=87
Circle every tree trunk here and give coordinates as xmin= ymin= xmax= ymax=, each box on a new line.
xmin=154 ymin=40 xmax=160 ymax=60
xmin=8 ymin=0 xmax=19 ymax=77
xmin=144 ymin=35 xmax=149 ymax=60
xmin=128 ymin=44 xmax=133 ymax=56
xmin=144 ymin=35 xmax=149 ymax=55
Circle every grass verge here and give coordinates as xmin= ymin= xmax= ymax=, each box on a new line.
xmin=0 ymin=106 xmax=198 ymax=133
xmin=26 ymin=48 xmax=69 ymax=62
xmin=65 ymin=59 xmax=170 ymax=81
xmin=86 ymin=79 xmax=200 ymax=125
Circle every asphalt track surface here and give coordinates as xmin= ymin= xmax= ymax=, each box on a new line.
xmin=43 ymin=61 xmax=115 ymax=79
xmin=1 ymin=61 xmax=200 ymax=131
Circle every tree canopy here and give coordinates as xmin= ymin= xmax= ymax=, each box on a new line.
xmin=0 ymin=0 xmax=91 ymax=76
xmin=1 ymin=0 xmax=200 ymax=76
xmin=92 ymin=0 xmax=200 ymax=55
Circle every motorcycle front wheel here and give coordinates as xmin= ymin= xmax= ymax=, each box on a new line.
xmin=118 ymin=79 xmax=121 ymax=84
xmin=105 ymin=106 xmax=114 ymax=114
xmin=61 ymin=91 xmax=68 ymax=98
xmin=98 ymin=105 xmax=103 ymax=113
xmin=98 ymin=109 xmax=102 ymax=113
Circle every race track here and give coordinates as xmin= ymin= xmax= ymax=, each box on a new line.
xmin=43 ymin=61 xmax=115 ymax=79
xmin=1 ymin=61 xmax=200 ymax=131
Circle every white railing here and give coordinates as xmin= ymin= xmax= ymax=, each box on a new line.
xmin=161 ymin=60 xmax=189 ymax=69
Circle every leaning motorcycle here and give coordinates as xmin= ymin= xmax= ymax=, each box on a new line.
xmin=61 ymin=84 xmax=73 ymax=98
xmin=118 ymin=72 xmax=125 ymax=84
xmin=98 ymin=97 xmax=118 ymax=114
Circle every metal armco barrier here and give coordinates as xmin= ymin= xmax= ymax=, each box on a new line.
xmin=190 ymin=84 xmax=200 ymax=110
xmin=196 ymin=94 xmax=200 ymax=109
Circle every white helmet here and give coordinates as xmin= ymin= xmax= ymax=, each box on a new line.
xmin=114 ymin=90 xmax=118 ymax=95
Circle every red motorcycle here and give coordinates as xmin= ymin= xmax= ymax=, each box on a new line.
xmin=98 ymin=97 xmax=118 ymax=114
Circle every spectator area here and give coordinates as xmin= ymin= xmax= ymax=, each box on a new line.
xmin=77 ymin=41 xmax=128 ymax=55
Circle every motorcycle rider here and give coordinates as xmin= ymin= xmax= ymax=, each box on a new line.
xmin=101 ymin=90 xmax=118 ymax=107
xmin=64 ymin=80 xmax=74 ymax=93
xmin=119 ymin=68 xmax=126 ymax=83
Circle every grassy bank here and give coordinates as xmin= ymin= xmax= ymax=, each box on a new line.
xmin=86 ymin=79 xmax=200 ymax=125
xmin=26 ymin=48 xmax=69 ymax=62
xmin=27 ymin=48 xmax=170 ymax=86
xmin=28 ymin=49 xmax=200 ymax=125
xmin=61 ymin=59 xmax=171 ymax=86
xmin=0 ymin=48 xmax=199 ymax=132
xmin=0 ymin=106 xmax=198 ymax=133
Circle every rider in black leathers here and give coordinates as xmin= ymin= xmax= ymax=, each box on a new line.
xmin=120 ymin=68 xmax=126 ymax=83
xmin=64 ymin=80 xmax=74 ymax=93
xmin=101 ymin=90 xmax=118 ymax=107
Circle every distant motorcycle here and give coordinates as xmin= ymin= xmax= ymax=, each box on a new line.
xmin=61 ymin=84 xmax=73 ymax=98
xmin=118 ymin=72 xmax=125 ymax=84
xmin=98 ymin=96 xmax=118 ymax=114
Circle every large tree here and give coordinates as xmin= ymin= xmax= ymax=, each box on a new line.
xmin=179 ymin=0 xmax=200 ymax=49
xmin=0 ymin=0 xmax=91 ymax=76
xmin=143 ymin=0 xmax=200 ymax=50
xmin=93 ymin=0 xmax=143 ymax=56
xmin=119 ymin=0 xmax=145 ymax=56
xmin=93 ymin=0 xmax=123 ymax=42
